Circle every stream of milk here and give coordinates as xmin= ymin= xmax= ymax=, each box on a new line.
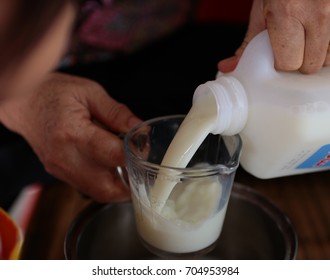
xmin=150 ymin=92 xmax=218 ymax=212
xmin=132 ymin=93 xmax=229 ymax=254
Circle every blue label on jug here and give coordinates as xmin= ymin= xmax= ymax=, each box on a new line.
xmin=297 ymin=145 xmax=330 ymax=169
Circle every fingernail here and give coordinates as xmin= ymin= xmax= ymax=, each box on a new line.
xmin=218 ymin=56 xmax=239 ymax=73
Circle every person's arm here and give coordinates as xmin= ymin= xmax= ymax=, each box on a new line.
xmin=0 ymin=72 xmax=142 ymax=202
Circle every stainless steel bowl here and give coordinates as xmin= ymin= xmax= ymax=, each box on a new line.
xmin=64 ymin=183 xmax=297 ymax=259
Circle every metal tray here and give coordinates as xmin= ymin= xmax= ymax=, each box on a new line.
xmin=65 ymin=183 xmax=297 ymax=259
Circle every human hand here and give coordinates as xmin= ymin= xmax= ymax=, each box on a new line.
xmin=0 ymin=72 xmax=142 ymax=203
xmin=218 ymin=0 xmax=330 ymax=74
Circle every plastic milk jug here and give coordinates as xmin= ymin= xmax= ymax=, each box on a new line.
xmin=193 ymin=30 xmax=330 ymax=179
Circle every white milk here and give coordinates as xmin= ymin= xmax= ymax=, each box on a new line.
xmin=240 ymin=104 xmax=330 ymax=178
xmin=132 ymin=91 xmax=226 ymax=254
xmin=132 ymin=176 xmax=226 ymax=253
xmin=150 ymin=92 xmax=218 ymax=212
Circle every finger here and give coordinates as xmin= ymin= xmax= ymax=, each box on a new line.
xmin=80 ymin=121 xmax=127 ymax=167
xmin=87 ymin=87 xmax=142 ymax=133
xmin=217 ymin=56 xmax=240 ymax=73
xmin=44 ymin=130 xmax=131 ymax=203
xmin=83 ymin=168 xmax=131 ymax=203
xmin=324 ymin=46 xmax=330 ymax=66
xmin=266 ymin=14 xmax=305 ymax=71
xmin=71 ymin=167 xmax=131 ymax=203
xmin=300 ymin=33 xmax=329 ymax=74
xmin=43 ymin=140 xmax=131 ymax=203
xmin=300 ymin=26 xmax=330 ymax=73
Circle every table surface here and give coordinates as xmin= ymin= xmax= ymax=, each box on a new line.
xmin=20 ymin=167 xmax=330 ymax=260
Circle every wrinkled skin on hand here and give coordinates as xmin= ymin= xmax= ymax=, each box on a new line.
xmin=0 ymin=72 xmax=142 ymax=203
xmin=218 ymin=0 xmax=330 ymax=74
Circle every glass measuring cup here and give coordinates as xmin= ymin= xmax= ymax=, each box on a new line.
xmin=124 ymin=115 xmax=242 ymax=259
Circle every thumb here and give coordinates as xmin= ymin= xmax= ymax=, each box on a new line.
xmin=86 ymin=84 xmax=142 ymax=134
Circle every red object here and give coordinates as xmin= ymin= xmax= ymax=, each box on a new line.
xmin=0 ymin=208 xmax=22 ymax=259
xmin=194 ymin=0 xmax=253 ymax=23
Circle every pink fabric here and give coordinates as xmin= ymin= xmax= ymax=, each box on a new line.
xmin=79 ymin=0 xmax=191 ymax=52
xmin=62 ymin=0 xmax=192 ymax=66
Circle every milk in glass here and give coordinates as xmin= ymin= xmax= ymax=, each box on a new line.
xmin=131 ymin=93 xmax=227 ymax=254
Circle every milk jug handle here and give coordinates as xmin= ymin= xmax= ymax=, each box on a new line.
xmin=234 ymin=30 xmax=277 ymax=78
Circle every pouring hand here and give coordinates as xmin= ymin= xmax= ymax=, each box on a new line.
xmin=218 ymin=0 xmax=330 ymax=74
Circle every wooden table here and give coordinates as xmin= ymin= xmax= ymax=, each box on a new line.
xmin=20 ymin=167 xmax=330 ymax=260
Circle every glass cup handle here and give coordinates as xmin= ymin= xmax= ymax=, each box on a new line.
xmin=78 ymin=166 xmax=129 ymax=200
xmin=116 ymin=166 xmax=130 ymax=189
xmin=79 ymin=133 xmax=130 ymax=198
xmin=116 ymin=133 xmax=130 ymax=189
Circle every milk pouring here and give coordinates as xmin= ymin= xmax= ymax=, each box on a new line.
xmin=150 ymin=29 xmax=330 ymax=217
xmin=193 ymin=30 xmax=330 ymax=179
xmin=125 ymin=115 xmax=241 ymax=257
xmin=131 ymin=92 xmax=232 ymax=256
xmin=127 ymin=29 xmax=330 ymax=257
xmin=132 ymin=93 xmax=235 ymax=253
xmin=150 ymin=93 xmax=218 ymax=212
xmin=132 ymin=92 xmax=227 ymax=254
